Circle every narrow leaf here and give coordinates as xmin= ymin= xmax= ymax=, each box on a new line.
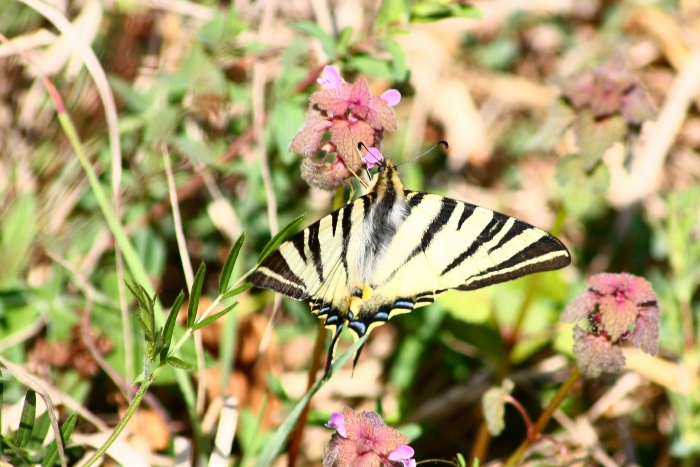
xmin=161 ymin=291 xmax=185 ymax=360
xmin=381 ymin=38 xmax=408 ymax=81
xmin=41 ymin=412 xmax=78 ymax=467
xmin=219 ymin=233 xmax=245 ymax=295
xmin=166 ymin=356 xmax=194 ymax=371
xmin=133 ymin=313 xmax=154 ymax=342
xmin=192 ymin=303 xmax=238 ymax=331
xmin=126 ymin=280 xmax=147 ymax=309
xmin=252 ymin=336 xmax=367 ymax=467
xmin=287 ymin=22 xmax=336 ymax=59
xmin=16 ymin=390 xmax=36 ymax=448
xmin=222 ymin=282 xmax=253 ymax=300
xmin=188 ymin=263 xmax=206 ymax=330
xmin=258 ymin=214 xmax=306 ymax=263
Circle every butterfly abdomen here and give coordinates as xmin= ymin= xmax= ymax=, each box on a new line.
xmin=358 ymin=162 xmax=409 ymax=282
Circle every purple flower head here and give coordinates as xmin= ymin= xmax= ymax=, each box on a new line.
xmin=381 ymin=89 xmax=401 ymax=107
xmin=318 ymin=66 xmax=343 ymax=89
xmin=326 ymin=412 xmax=347 ymax=438
xmin=364 ymin=147 xmax=383 ymax=170
xmin=562 ymin=273 xmax=660 ymax=378
xmin=289 ymin=70 xmax=399 ymax=191
xmin=323 ymin=407 xmax=415 ymax=467
xmin=388 ymin=445 xmax=415 ymax=467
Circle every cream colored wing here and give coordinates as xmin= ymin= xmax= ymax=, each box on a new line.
xmin=344 ymin=190 xmax=571 ymax=340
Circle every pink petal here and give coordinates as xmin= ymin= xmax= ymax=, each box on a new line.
xmin=380 ymin=89 xmax=401 ymax=106
xmin=325 ymin=412 xmax=347 ymax=437
xmin=388 ymin=445 xmax=414 ymax=461
xmin=364 ymin=147 xmax=383 ymax=169
xmin=317 ymin=65 xmax=342 ymax=89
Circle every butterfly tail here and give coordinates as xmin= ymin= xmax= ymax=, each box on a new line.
xmin=323 ymin=324 xmax=344 ymax=379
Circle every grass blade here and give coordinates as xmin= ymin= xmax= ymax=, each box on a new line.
xmin=41 ymin=412 xmax=78 ymax=467
xmin=17 ymin=390 xmax=36 ymax=448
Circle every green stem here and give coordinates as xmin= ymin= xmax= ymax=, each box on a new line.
xmin=58 ymin=106 xmax=205 ymax=458
xmin=503 ymin=368 xmax=580 ymax=467
xmin=81 ymin=376 xmax=152 ymax=467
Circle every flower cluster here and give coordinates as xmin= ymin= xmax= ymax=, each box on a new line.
xmin=289 ymin=66 xmax=400 ymax=190
xmin=559 ymin=55 xmax=655 ymax=125
xmin=323 ymin=407 xmax=415 ymax=467
xmin=561 ymin=273 xmax=660 ymax=378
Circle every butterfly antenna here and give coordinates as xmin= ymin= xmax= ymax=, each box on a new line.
xmin=398 ymin=140 xmax=449 ymax=167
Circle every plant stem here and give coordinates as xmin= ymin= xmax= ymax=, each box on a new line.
xmin=503 ymin=368 xmax=580 ymax=467
xmin=81 ymin=377 xmax=152 ymax=467
xmin=287 ymin=320 xmax=326 ymax=467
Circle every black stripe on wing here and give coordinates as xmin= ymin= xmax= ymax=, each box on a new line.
xmin=457 ymin=234 xmax=571 ymax=291
xmin=250 ymin=249 xmax=309 ymax=300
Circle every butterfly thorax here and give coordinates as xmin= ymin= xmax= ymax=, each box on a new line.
xmin=356 ymin=161 xmax=409 ymax=285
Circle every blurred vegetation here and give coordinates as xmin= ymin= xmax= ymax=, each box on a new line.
xmin=1 ymin=0 xmax=700 ymax=466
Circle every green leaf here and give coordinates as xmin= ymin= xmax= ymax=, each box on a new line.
xmin=288 ymin=21 xmax=335 ymax=58
xmin=252 ymin=336 xmax=367 ymax=467
xmin=219 ymin=233 xmax=245 ymax=295
xmin=161 ymin=291 xmax=185 ymax=360
xmin=41 ymin=412 xmax=78 ymax=467
xmin=376 ymin=0 xmax=407 ymax=29
xmin=192 ymin=302 xmax=238 ymax=331
xmin=411 ymin=1 xmax=481 ymax=23
xmin=457 ymin=453 xmax=467 ymax=467
xmin=222 ymin=283 xmax=253 ymax=300
xmin=527 ymin=98 xmax=576 ymax=151
xmin=556 ymin=154 xmax=610 ymax=219
xmin=0 ymin=369 xmax=3 ymax=446
xmin=482 ymin=379 xmax=514 ymax=436
xmin=16 ymin=390 xmax=36 ymax=448
xmin=166 ymin=356 xmax=194 ymax=371
xmin=380 ymin=38 xmax=408 ymax=82
xmin=188 ymin=263 xmax=206 ymax=330
xmin=170 ymin=136 xmax=214 ymax=165
xmin=134 ymin=313 xmax=155 ymax=343
xmin=575 ymin=110 xmax=626 ymax=171
xmin=269 ymin=102 xmax=307 ymax=164
xmin=345 ymin=54 xmax=394 ymax=81
xmin=336 ymin=26 xmax=354 ymax=55
xmin=258 ymin=214 xmax=307 ymax=263
xmin=143 ymin=106 xmax=179 ymax=144
xmin=0 ymin=194 xmax=36 ymax=288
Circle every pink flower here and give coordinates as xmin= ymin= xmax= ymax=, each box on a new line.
xmin=289 ymin=73 xmax=400 ymax=191
xmin=380 ymin=89 xmax=401 ymax=107
xmin=318 ymin=65 xmax=343 ymax=89
xmin=562 ymin=273 xmax=659 ymax=377
xmin=364 ymin=147 xmax=383 ymax=169
xmin=323 ymin=407 xmax=416 ymax=467
xmin=325 ymin=412 xmax=347 ymax=437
